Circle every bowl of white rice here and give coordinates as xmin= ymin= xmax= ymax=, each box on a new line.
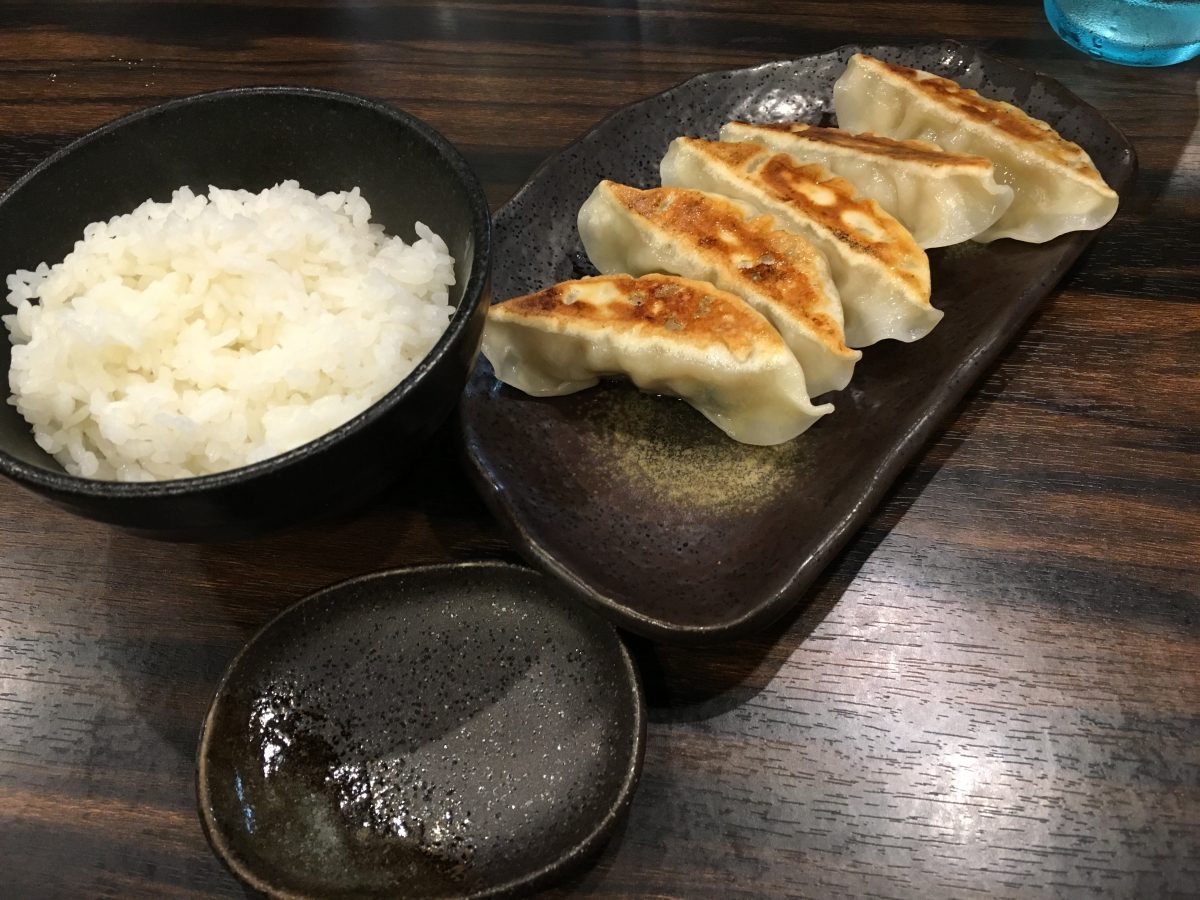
xmin=0 ymin=87 xmax=491 ymax=540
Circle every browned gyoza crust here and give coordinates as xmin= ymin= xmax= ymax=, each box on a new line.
xmin=597 ymin=181 xmax=851 ymax=353
xmin=729 ymin=121 xmax=993 ymax=169
xmin=483 ymin=271 xmax=833 ymax=444
xmin=491 ymin=272 xmax=781 ymax=357
xmin=695 ymin=143 xmax=928 ymax=297
xmin=857 ymin=55 xmax=1109 ymax=188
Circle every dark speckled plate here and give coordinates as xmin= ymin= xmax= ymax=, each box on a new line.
xmin=459 ymin=41 xmax=1136 ymax=644
xmin=197 ymin=562 xmax=645 ymax=899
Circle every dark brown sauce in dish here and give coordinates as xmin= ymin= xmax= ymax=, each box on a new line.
xmin=197 ymin=563 xmax=645 ymax=898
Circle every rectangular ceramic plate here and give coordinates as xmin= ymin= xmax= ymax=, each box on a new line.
xmin=459 ymin=41 xmax=1136 ymax=644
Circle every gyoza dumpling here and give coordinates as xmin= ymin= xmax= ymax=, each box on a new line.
xmin=660 ymin=137 xmax=938 ymax=348
xmin=833 ymin=53 xmax=1118 ymax=244
xmin=719 ymin=121 xmax=1013 ymax=249
xmin=481 ymin=274 xmax=832 ymax=445
xmin=577 ymin=180 xmax=859 ymax=396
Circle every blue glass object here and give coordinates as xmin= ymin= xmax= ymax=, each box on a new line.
xmin=1045 ymin=0 xmax=1200 ymax=66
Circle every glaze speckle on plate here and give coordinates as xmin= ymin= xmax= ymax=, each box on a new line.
xmin=460 ymin=41 xmax=1135 ymax=643
xmin=197 ymin=563 xmax=645 ymax=898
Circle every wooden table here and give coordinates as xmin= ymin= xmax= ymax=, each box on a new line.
xmin=2 ymin=2 xmax=1197 ymax=897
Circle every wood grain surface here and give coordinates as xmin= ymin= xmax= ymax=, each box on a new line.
xmin=1 ymin=2 xmax=1197 ymax=898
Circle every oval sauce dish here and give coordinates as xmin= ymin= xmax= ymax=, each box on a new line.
xmin=197 ymin=562 xmax=645 ymax=899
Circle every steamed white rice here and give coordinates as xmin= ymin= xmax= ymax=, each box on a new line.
xmin=3 ymin=180 xmax=455 ymax=481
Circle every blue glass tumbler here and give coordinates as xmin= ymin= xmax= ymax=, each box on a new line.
xmin=1045 ymin=0 xmax=1200 ymax=66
